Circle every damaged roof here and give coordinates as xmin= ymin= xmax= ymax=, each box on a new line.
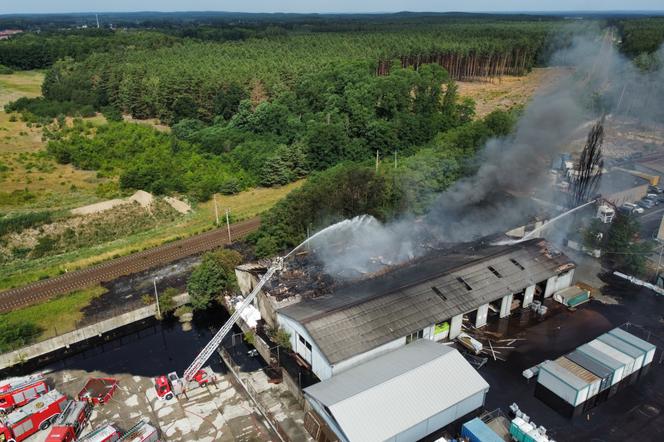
xmin=278 ymin=239 xmax=574 ymax=365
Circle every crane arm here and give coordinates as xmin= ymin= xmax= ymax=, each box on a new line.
xmin=183 ymin=257 xmax=283 ymax=382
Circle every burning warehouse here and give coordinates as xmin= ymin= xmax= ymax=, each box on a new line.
xmin=237 ymin=238 xmax=575 ymax=382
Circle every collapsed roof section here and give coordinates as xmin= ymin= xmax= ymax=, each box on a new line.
xmin=278 ymin=239 xmax=574 ymax=365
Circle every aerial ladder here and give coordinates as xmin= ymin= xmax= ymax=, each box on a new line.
xmin=154 ymin=257 xmax=284 ymax=400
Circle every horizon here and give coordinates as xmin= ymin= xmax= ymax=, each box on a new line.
xmin=2 ymin=0 xmax=664 ymax=16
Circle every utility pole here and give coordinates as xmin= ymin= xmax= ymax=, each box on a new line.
xmin=213 ymin=194 xmax=220 ymax=226
xmin=225 ymin=208 xmax=232 ymax=243
xmin=657 ymin=242 xmax=664 ymax=283
xmin=375 ymin=150 xmax=379 ymax=173
xmin=153 ymin=278 xmax=161 ymax=319
xmin=394 ymin=150 xmax=397 ymax=169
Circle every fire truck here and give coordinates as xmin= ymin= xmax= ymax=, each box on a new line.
xmin=77 ymin=423 xmax=121 ymax=442
xmin=0 ymin=373 xmax=49 ymax=413
xmin=118 ymin=421 xmax=159 ymax=442
xmin=153 ymin=258 xmax=283 ymax=400
xmin=45 ymin=400 xmax=92 ymax=442
xmin=0 ymin=389 xmax=67 ymax=442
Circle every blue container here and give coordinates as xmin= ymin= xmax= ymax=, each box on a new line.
xmin=461 ymin=418 xmax=504 ymax=442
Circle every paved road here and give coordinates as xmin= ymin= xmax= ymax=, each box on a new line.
xmin=0 ymin=217 xmax=261 ymax=313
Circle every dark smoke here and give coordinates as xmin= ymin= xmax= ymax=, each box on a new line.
xmin=306 ymin=28 xmax=664 ymax=279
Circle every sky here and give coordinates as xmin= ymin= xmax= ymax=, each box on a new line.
xmin=1 ymin=1 xmax=663 ymax=15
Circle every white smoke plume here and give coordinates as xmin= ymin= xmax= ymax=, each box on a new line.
xmin=306 ymin=27 xmax=664 ymax=279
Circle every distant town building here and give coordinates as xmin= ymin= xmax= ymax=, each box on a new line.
xmin=0 ymin=29 xmax=23 ymax=40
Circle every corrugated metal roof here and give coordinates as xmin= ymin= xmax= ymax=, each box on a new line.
xmin=556 ymin=357 xmax=600 ymax=384
xmin=577 ymin=343 xmax=624 ymax=371
xmin=608 ymin=328 xmax=656 ymax=353
xmin=597 ymin=334 xmax=644 ymax=360
xmin=566 ymin=350 xmax=613 ymax=380
xmin=304 ymin=340 xmax=489 ymax=442
xmin=279 ymin=239 xmax=573 ymax=364
xmin=540 ymin=360 xmax=589 ymax=391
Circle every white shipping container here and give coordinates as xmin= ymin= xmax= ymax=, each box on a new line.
xmin=588 ymin=340 xmax=635 ymax=376
xmin=537 ymin=361 xmax=590 ymax=406
xmin=598 ymin=334 xmax=645 ymax=373
xmin=577 ymin=344 xmax=625 ymax=386
xmin=608 ymin=328 xmax=657 ymax=366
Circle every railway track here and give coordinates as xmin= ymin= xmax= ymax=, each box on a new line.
xmin=0 ymin=217 xmax=261 ymax=313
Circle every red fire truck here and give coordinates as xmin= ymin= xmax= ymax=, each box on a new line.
xmin=0 ymin=373 xmax=49 ymax=413
xmin=154 ymin=368 xmax=215 ymax=401
xmin=78 ymin=424 xmax=121 ymax=442
xmin=45 ymin=400 xmax=92 ymax=442
xmin=118 ymin=421 xmax=159 ymax=442
xmin=0 ymin=389 xmax=67 ymax=442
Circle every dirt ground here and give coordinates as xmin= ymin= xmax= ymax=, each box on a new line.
xmin=457 ymin=67 xmax=572 ymax=118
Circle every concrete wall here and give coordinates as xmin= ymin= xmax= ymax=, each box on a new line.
xmin=0 ymin=294 xmax=190 ymax=370
xmin=605 ymin=184 xmax=648 ymax=207
xmin=544 ymin=269 xmax=575 ymax=298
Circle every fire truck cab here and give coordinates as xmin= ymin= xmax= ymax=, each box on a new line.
xmin=154 ymin=367 xmax=216 ymax=400
xmin=77 ymin=423 xmax=121 ymax=442
xmin=0 ymin=389 xmax=67 ymax=442
xmin=0 ymin=373 xmax=49 ymax=413
xmin=46 ymin=400 xmax=92 ymax=442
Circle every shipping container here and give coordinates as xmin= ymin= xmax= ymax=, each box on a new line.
xmin=566 ymin=350 xmax=612 ymax=392
xmin=537 ymin=360 xmax=589 ymax=406
xmin=608 ymin=328 xmax=657 ymax=366
xmin=555 ymin=357 xmax=601 ymax=398
xmin=509 ymin=417 xmax=552 ymax=442
xmin=553 ymin=286 xmax=590 ymax=308
xmin=587 ymin=340 xmax=635 ymax=376
xmin=461 ymin=418 xmax=503 ymax=442
xmin=596 ymin=334 xmax=645 ymax=374
xmin=576 ymin=344 xmax=624 ymax=386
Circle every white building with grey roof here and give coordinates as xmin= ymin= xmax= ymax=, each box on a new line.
xmin=277 ymin=239 xmax=575 ymax=381
xmin=304 ymin=339 xmax=490 ymax=442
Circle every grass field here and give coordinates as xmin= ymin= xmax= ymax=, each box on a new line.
xmin=0 ymin=285 xmax=106 ymax=347
xmin=1 ymin=180 xmax=303 ymax=290
xmin=0 ymin=72 xmax=107 ymax=211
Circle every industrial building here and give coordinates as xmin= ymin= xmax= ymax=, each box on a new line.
xmin=303 ymin=340 xmax=490 ymax=442
xmin=597 ymin=170 xmax=650 ymax=206
xmin=535 ymin=327 xmax=657 ymax=417
xmin=276 ymin=239 xmax=575 ymax=380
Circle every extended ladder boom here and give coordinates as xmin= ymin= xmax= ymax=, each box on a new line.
xmin=183 ymin=258 xmax=283 ymax=381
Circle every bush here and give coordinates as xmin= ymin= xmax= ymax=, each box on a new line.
xmin=268 ymin=326 xmax=292 ymax=350
xmin=0 ymin=211 xmax=52 ymax=236
xmin=0 ymin=64 xmax=13 ymax=75
xmin=159 ymin=287 xmax=178 ymax=314
xmin=0 ymin=321 xmax=43 ymax=352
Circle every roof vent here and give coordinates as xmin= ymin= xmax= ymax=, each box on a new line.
xmin=488 ymin=265 xmax=502 ymax=278
xmin=431 ymin=286 xmax=447 ymax=300
xmin=510 ymin=258 xmax=525 ymax=271
xmin=456 ymin=277 xmax=472 ymax=291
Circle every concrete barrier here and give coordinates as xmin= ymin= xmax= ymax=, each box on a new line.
xmin=0 ymin=293 xmax=190 ymax=370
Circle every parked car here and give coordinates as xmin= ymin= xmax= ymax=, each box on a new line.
xmin=646 ymin=194 xmax=660 ymax=205
xmin=648 ymin=185 xmax=663 ymax=194
xmin=622 ymin=202 xmax=644 ymax=214
xmin=638 ymin=199 xmax=655 ymax=209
